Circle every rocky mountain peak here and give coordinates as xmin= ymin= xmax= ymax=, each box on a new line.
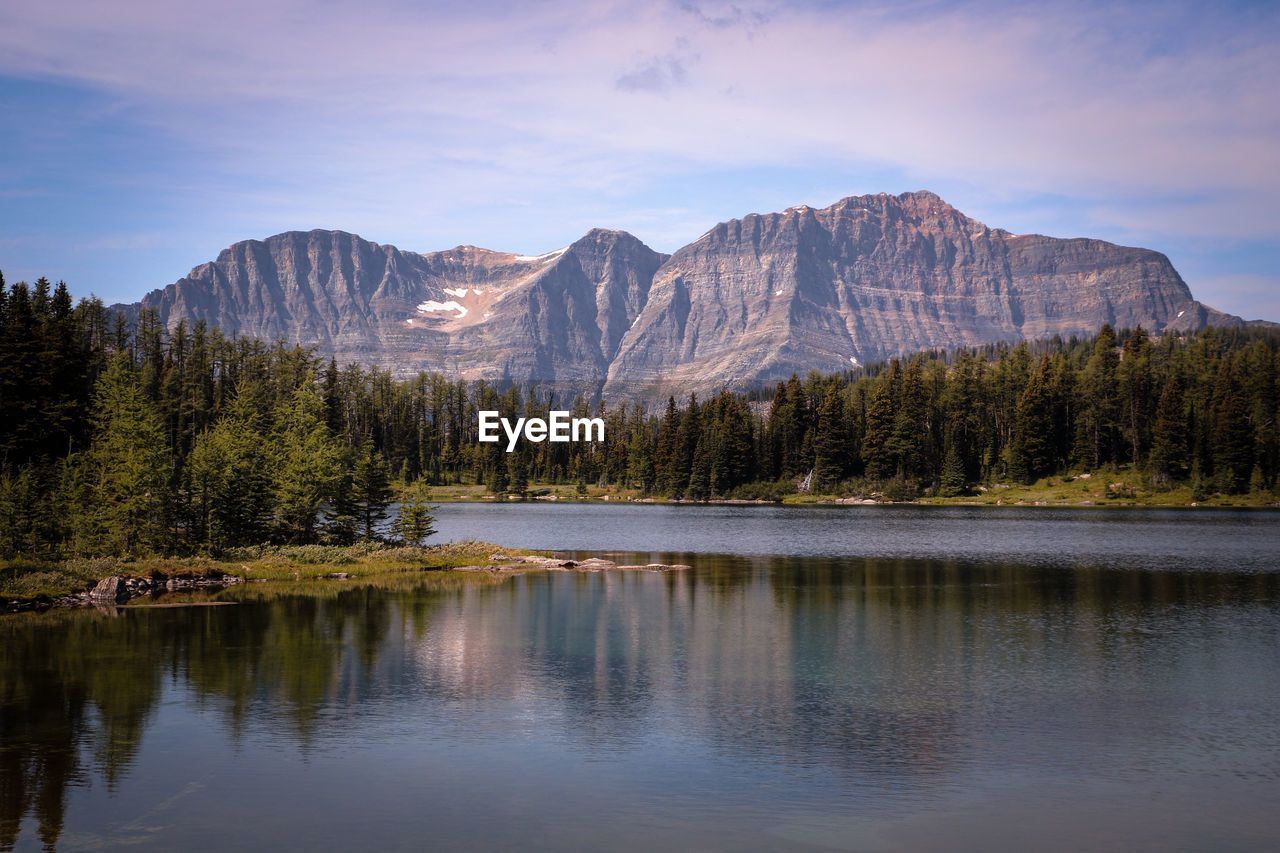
xmin=113 ymin=193 xmax=1245 ymax=402
xmin=602 ymin=193 xmax=1239 ymax=399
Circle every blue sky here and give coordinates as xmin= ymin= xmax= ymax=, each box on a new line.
xmin=1 ymin=0 xmax=1277 ymax=319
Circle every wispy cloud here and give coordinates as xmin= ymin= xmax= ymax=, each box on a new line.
xmin=617 ymin=55 xmax=692 ymax=94
xmin=0 ymin=0 xmax=1276 ymax=316
xmin=3 ymin=1 xmax=1275 ymax=211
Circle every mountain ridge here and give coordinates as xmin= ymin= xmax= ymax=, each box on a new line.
xmin=111 ymin=191 xmax=1251 ymax=399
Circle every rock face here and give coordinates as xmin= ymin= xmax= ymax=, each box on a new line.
xmin=116 ymin=191 xmax=1244 ymax=400
xmin=603 ymin=191 xmax=1238 ymax=398
xmin=126 ymin=228 xmax=666 ymax=396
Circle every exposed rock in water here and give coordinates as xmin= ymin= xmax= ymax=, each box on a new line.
xmin=3 ymin=574 xmax=245 ymax=615
xmin=574 ymin=558 xmax=618 ymax=571
xmin=90 ymin=576 xmax=128 ymax=603
xmin=474 ymin=555 xmax=691 ymax=573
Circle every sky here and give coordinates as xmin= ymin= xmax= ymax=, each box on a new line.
xmin=1 ymin=0 xmax=1277 ymax=319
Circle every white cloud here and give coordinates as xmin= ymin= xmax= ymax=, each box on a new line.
xmin=2 ymin=2 xmax=1272 ymax=191
xmin=0 ymin=0 xmax=1276 ymax=308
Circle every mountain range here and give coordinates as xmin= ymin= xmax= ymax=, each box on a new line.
xmin=113 ymin=191 xmax=1248 ymax=399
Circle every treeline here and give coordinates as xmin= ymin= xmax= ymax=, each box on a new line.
xmin=758 ymin=323 xmax=1277 ymax=499
xmin=2 ymin=271 xmax=1278 ymax=558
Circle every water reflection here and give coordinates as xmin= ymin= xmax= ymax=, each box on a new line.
xmin=433 ymin=502 xmax=1280 ymax=571
xmin=2 ymin=557 xmax=1279 ymax=851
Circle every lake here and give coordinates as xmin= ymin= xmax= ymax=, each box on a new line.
xmin=3 ymin=505 xmax=1279 ymax=851
xmin=429 ymin=501 xmax=1280 ymax=570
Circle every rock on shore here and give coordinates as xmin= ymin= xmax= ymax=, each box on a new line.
xmin=3 ymin=573 xmax=245 ymax=615
xmin=454 ymin=555 xmax=693 ymax=573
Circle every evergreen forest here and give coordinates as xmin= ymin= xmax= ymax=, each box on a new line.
xmin=2 ymin=272 xmax=1278 ymax=560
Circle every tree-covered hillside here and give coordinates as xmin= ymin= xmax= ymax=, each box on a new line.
xmin=2 ymin=271 xmax=1277 ymax=559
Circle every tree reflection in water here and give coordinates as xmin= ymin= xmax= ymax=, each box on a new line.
xmin=1 ymin=560 xmax=1277 ymax=851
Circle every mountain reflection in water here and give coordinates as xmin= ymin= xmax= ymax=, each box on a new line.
xmin=3 ymin=552 xmax=1279 ymax=851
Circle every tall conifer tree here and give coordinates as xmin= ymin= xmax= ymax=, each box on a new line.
xmin=72 ymin=354 xmax=170 ymax=556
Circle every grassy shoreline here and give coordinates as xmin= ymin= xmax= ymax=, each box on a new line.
xmin=419 ymin=467 xmax=1280 ymax=509
xmin=6 ymin=475 xmax=1278 ymax=606
xmin=1 ymin=541 xmax=544 ymax=608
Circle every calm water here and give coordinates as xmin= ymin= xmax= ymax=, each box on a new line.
xmin=430 ymin=502 xmax=1280 ymax=570
xmin=3 ymin=508 xmax=1279 ymax=851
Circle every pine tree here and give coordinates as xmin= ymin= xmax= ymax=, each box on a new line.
xmin=626 ymin=425 xmax=655 ymax=495
xmin=765 ymin=376 xmax=809 ymax=478
xmin=811 ymin=386 xmax=848 ymax=492
xmin=487 ymin=451 xmax=510 ymax=495
xmin=889 ymin=359 xmax=931 ymax=480
xmin=655 ymin=397 xmax=681 ymax=496
xmin=667 ymin=395 xmax=700 ymax=499
xmin=0 ymin=281 xmax=39 ymax=465
xmin=939 ymin=438 xmax=967 ymax=496
xmin=991 ymin=342 xmax=1033 ymax=472
xmin=1211 ymin=361 xmax=1253 ymax=494
xmin=1149 ymin=372 xmax=1187 ymax=485
xmin=1077 ymin=325 xmax=1121 ymax=468
xmin=71 ymin=354 xmax=171 ymax=556
xmin=166 ymin=319 xmax=215 ymax=461
xmin=510 ymin=449 xmax=529 ymax=498
xmin=35 ymin=280 xmax=91 ymax=461
xmin=863 ymin=360 xmax=901 ymax=480
xmin=1009 ymin=356 xmax=1056 ymax=484
xmin=942 ymin=351 xmax=984 ymax=484
xmin=352 ymin=439 xmax=393 ymax=540
xmin=272 ymin=385 xmax=344 ymax=543
xmin=391 ymin=487 xmax=437 ymax=546
xmin=1190 ymin=460 xmax=1208 ymax=502
xmin=188 ymin=405 xmax=276 ymax=551
xmin=1119 ymin=327 xmax=1153 ymax=466
xmin=687 ymin=435 xmax=711 ymax=501
xmin=323 ymin=468 xmax=360 ymax=546
xmin=1242 ymin=340 xmax=1278 ymax=490
xmin=3 ymin=291 xmax=1279 ymax=559
xmin=1046 ymin=352 xmax=1075 ymax=470
xmin=0 ymin=467 xmax=47 ymax=557
xmin=323 ymin=357 xmax=343 ymax=435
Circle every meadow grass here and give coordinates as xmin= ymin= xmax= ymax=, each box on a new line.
xmin=791 ymin=467 xmax=1278 ymax=507
xmin=1 ymin=541 xmax=541 ymax=602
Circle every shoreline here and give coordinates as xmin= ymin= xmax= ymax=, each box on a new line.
xmin=427 ymin=494 xmax=1280 ymax=509
xmin=430 ymin=491 xmax=1280 ymax=504
xmin=5 ymin=493 xmax=1279 ymax=612
xmin=417 ymin=466 xmax=1280 ymax=509
xmin=0 ymin=546 xmax=695 ymax=615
